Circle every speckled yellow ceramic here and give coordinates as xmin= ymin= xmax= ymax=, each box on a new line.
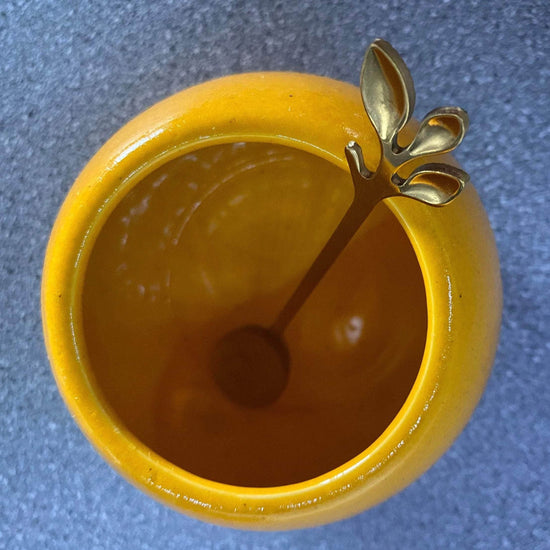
xmin=42 ymin=73 xmax=501 ymax=530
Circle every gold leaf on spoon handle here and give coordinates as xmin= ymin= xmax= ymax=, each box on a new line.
xmin=360 ymin=38 xmax=416 ymax=145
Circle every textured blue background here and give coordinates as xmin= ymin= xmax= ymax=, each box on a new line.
xmin=1 ymin=0 xmax=549 ymax=548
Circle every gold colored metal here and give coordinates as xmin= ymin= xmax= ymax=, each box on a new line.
xmin=212 ymin=39 xmax=471 ymax=408
xmin=271 ymin=38 xmax=470 ymax=334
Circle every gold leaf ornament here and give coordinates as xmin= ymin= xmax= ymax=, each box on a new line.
xmin=351 ymin=38 xmax=470 ymax=207
xmin=395 ymin=163 xmax=469 ymax=206
xmin=360 ymin=39 xmax=415 ymax=144
xmin=406 ymin=107 xmax=469 ymax=158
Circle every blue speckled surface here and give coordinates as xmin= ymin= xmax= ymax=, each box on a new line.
xmin=1 ymin=0 xmax=549 ymax=548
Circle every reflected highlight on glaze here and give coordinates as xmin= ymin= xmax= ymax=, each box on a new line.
xmin=82 ymin=142 xmax=427 ymax=487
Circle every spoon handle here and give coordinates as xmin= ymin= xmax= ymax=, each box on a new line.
xmin=270 ymin=35 xmax=471 ymax=335
xmin=270 ymin=151 xmax=382 ymax=335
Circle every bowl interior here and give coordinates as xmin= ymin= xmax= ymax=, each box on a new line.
xmin=82 ymin=141 xmax=427 ymax=487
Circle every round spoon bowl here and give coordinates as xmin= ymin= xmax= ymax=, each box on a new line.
xmin=211 ymin=324 xmax=290 ymax=409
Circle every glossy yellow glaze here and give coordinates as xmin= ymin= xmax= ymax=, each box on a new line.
xmin=42 ymin=73 xmax=502 ymax=529
xmin=82 ymin=142 xmax=427 ymax=487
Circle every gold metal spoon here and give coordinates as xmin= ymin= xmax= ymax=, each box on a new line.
xmin=212 ymin=39 xmax=470 ymax=408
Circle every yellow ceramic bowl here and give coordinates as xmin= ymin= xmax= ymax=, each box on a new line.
xmin=42 ymin=72 xmax=501 ymax=529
